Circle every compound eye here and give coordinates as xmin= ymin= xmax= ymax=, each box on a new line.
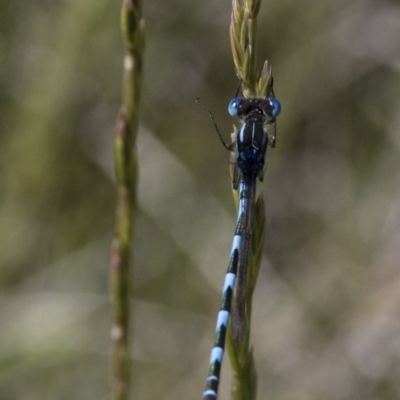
xmin=228 ymin=97 xmax=242 ymax=117
xmin=268 ymin=98 xmax=281 ymax=117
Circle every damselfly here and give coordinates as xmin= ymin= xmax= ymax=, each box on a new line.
xmin=198 ymin=88 xmax=281 ymax=400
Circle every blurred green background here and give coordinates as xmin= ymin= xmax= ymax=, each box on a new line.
xmin=1 ymin=0 xmax=400 ymax=399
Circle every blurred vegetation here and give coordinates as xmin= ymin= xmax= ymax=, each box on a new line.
xmin=1 ymin=1 xmax=400 ymax=400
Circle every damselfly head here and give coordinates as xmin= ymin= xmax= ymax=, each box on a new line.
xmin=228 ymin=97 xmax=281 ymax=119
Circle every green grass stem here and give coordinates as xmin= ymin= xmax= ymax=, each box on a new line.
xmin=109 ymin=1 xmax=145 ymax=400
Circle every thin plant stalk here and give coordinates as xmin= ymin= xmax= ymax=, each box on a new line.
xmin=109 ymin=1 xmax=145 ymax=400
xmin=228 ymin=0 xmax=273 ymax=398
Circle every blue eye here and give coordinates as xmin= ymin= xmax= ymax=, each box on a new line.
xmin=228 ymin=97 xmax=241 ymax=116
xmin=268 ymin=98 xmax=281 ymax=117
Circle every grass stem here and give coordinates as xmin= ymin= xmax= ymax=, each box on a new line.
xmin=109 ymin=1 xmax=145 ymax=399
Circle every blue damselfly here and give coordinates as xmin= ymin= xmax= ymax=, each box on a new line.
xmin=197 ymin=85 xmax=281 ymax=400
